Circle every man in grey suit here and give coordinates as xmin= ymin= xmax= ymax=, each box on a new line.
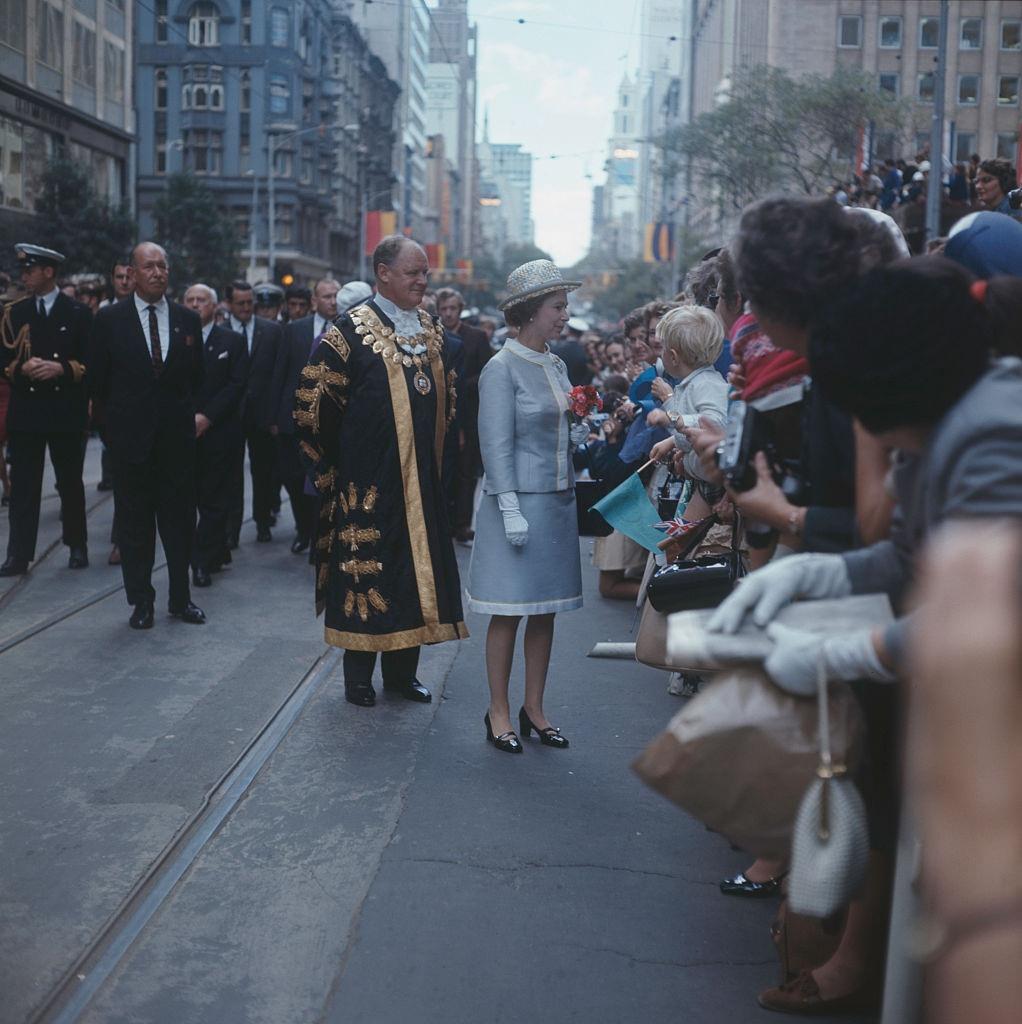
xmin=226 ymin=280 xmax=283 ymax=544
xmin=272 ymin=278 xmax=339 ymax=553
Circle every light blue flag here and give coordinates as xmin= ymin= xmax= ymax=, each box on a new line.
xmin=592 ymin=473 xmax=666 ymax=554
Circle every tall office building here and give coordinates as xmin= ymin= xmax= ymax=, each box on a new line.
xmin=0 ymin=0 xmax=134 ymax=241
xmin=594 ymin=74 xmax=643 ymax=260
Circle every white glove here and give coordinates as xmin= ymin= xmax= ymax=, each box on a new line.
xmin=707 ymin=553 xmax=852 ymax=633
xmin=763 ymin=622 xmax=896 ymax=696
xmin=569 ymin=423 xmax=590 ymax=448
xmin=496 ymin=491 xmax=529 ymax=547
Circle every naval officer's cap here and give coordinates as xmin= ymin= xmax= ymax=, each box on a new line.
xmin=15 ymin=243 xmax=66 ymax=270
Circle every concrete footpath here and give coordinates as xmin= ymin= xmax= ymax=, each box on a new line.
xmin=0 ymin=449 xmax=873 ymax=1022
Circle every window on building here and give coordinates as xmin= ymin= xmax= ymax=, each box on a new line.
xmin=270 ymin=8 xmax=289 ymax=47
xmin=920 ymin=17 xmax=939 ymax=48
xmin=958 ymin=74 xmax=980 ymax=105
xmin=37 ymin=1 xmax=64 ymax=70
xmin=1003 ymin=21 xmax=1022 ymax=51
xmin=0 ymin=116 xmax=25 ymax=208
xmin=999 ymin=75 xmax=1020 ymax=106
xmin=996 ymin=132 xmax=1018 ymax=160
xmin=188 ymin=3 xmax=219 ymax=47
xmin=239 ymin=69 xmax=251 ymax=110
xmin=104 ymin=41 xmax=125 ymax=103
xmin=155 ymin=134 xmax=167 ymax=174
xmin=276 ymin=206 xmax=294 ymax=245
xmin=960 ymin=18 xmax=982 ymax=49
xmin=272 ymin=147 xmax=293 ymax=177
xmin=72 ymin=21 xmax=97 ymax=88
xmin=241 ymin=0 xmax=252 ymax=45
xmin=269 ymin=73 xmax=291 ymax=115
xmin=915 ymin=131 xmax=931 ymax=154
xmin=954 ymin=132 xmax=975 ymax=163
xmin=184 ymin=128 xmax=222 ymax=174
xmin=299 ymin=15 xmax=311 ymax=61
xmin=0 ymin=0 xmax=27 ymax=52
xmin=879 ymin=73 xmax=899 ymax=96
xmin=300 ymin=143 xmax=313 ymax=185
xmin=155 ymin=0 xmax=168 ymax=43
xmin=918 ymin=72 xmax=935 ymax=103
xmin=879 ymin=16 xmax=901 ymax=48
xmin=155 ymin=68 xmax=167 ymax=109
xmin=838 ymin=15 xmax=862 ymax=48
xmin=182 ymin=66 xmax=224 ymax=110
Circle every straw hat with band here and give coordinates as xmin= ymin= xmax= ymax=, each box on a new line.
xmin=498 ymin=259 xmax=581 ymax=312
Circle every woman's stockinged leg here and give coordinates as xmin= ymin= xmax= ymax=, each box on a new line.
xmin=486 ymin=614 xmax=521 ymax=736
xmin=522 ymin=613 xmax=556 ymax=730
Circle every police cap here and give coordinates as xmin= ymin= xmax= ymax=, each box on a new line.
xmin=253 ymin=282 xmax=284 ymax=305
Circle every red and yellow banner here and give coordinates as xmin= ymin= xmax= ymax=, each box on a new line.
xmin=364 ymin=210 xmax=398 ymax=255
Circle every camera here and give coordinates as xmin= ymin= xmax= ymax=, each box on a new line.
xmin=589 ymin=412 xmax=609 ymax=429
xmin=1008 ymin=187 xmax=1022 ymax=211
xmin=716 ymin=401 xmax=806 ymax=503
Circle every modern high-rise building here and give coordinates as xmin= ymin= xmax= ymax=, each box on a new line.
xmin=594 ymin=74 xmax=643 ymax=260
xmin=483 ymin=141 xmax=534 ymax=247
xmin=0 ymin=0 xmax=134 ymax=241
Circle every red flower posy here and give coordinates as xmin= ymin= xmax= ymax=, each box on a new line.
xmin=568 ymin=385 xmax=602 ymax=420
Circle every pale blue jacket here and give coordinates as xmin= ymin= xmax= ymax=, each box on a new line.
xmin=478 ymin=339 xmax=575 ymax=494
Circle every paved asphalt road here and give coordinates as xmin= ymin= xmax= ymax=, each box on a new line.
xmin=0 ymin=442 xmax=874 ymax=1023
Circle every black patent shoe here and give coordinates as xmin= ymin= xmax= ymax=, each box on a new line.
xmin=484 ymin=712 xmax=523 ymax=754
xmin=383 ymin=678 xmax=432 ymax=703
xmin=192 ymin=566 xmax=212 ymax=588
xmin=719 ymin=870 xmax=787 ymax=898
xmin=345 ymin=682 xmax=376 ymax=707
xmin=68 ymin=546 xmax=89 ymax=569
xmin=129 ymin=602 xmax=155 ymax=630
xmin=291 ymin=535 xmax=310 ymax=554
xmin=256 ymin=526 xmax=272 ymax=543
xmin=518 ymin=708 xmax=569 ymax=748
xmin=0 ymin=557 xmax=28 ymax=577
xmin=169 ymin=601 xmax=206 ymax=624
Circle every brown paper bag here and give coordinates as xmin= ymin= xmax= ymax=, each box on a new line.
xmin=632 ymin=668 xmax=864 ymax=860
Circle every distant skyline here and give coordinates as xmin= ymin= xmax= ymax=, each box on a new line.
xmin=468 ymin=0 xmax=648 ymax=266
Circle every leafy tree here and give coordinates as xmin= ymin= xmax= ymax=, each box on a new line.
xmin=657 ymin=65 xmax=912 ymax=221
xmin=30 ymin=155 xmax=135 ymax=275
xmin=152 ymin=173 xmax=241 ymax=294
xmin=463 ymin=241 xmax=554 ymax=311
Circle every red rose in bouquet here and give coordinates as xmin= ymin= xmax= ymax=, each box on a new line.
xmin=567 ymin=385 xmax=602 ymax=422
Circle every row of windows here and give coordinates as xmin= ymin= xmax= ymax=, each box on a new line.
xmin=879 ymin=72 xmax=1020 ymax=107
xmin=155 ymin=0 xmax=310 ymax=52
xmin=840 ymin=15 xmax=1022 ymax=52
xmin=154 ymin=66 xmax=281 ymax=114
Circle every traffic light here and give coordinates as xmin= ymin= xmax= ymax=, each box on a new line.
xmin=276 ymin=262 xmax=295 ymax=287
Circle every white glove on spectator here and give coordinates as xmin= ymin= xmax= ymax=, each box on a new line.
xmin=763 ymin=622 xmax=896 ymax=696
xmin=569 ymin=423 xmax=590 ymax=448
xmin=496 ymin=491 xmax=529 ymax=547
xmin=707 ymin=553 xmax=852 ymax=633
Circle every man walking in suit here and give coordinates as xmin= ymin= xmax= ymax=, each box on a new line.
xmin=0 ymin=244 xmax=91 ymax=576
xmin=183 ymin=283 xmax=247 ymax=587
xmin=271 ymin=277 xmax=339 ymax=554
xmin=90 ymin=242 xmax=206 ymax=629
xmin=226 ymin=280 xmax=283 ymax=544
xmin=436 ymin=288 xmax=492 ymax=544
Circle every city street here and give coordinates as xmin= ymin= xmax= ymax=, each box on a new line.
xmin=1 ymin=444 xmax=869 ymax=1024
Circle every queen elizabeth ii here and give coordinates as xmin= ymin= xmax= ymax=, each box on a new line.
xmin=466 ymin=261 xmax=589 ymax=754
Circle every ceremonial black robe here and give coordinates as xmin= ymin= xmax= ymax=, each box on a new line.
xmin=294 ymin=300 xmax=467 ymax=652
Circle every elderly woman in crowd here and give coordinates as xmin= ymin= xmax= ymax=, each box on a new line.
xmin=466 ymin=260 xmax=588 ymax=754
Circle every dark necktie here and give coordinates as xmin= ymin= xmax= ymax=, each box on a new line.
xmin=37 ymin=297 xmax=45 ymax=318
xmin=147 ymin=305 xmax=164 ymax=371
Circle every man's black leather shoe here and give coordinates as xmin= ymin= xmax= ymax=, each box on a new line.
xmin=291 ymin=535 xmax=310 ymax=554
xmin=192 ymin=566 xmax=212 ymax=588
xmin=383 ymin=679 xmax=432 ymax=703
xmin=0 ymin=557 xmax=28 ymax=577
xmin=68 ymin=547 xmax=89 ymax=569
xmin=129 ymin=602 xmax=154 ymax=629
xmin=345 ymin=682 xmax=376 ymax=707
xmin=256 ymin=526 xmax=272 ymax=543
xmin=719 ymin=871 xmax=787 ymax=898
xmin=169 ymin=601 xmax=206 ymax=624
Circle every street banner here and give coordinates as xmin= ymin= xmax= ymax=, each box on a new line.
xmin=593 ymin=473 xmax=667 ymax=553
xmin=643 ymin=222 xmax=675 ymax=264
xmin=425 ymin=243 xmax=447 ymax=270
xmin=364 ymin=210 xmax=398 ymax=255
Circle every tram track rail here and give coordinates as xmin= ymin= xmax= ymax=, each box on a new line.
xmin=28 ymin=644 xmax=342 ymax=1024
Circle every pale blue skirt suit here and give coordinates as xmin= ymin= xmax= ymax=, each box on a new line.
xmin=466 ymin=339 xmax=583 ymax=615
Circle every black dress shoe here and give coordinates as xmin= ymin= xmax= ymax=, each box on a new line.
xmin=519 ymin=707 xmax=569 ymax=748
xmin=383 ymin=678 xmax=432 ymax=703
xmin=345 ymin=681 xmax=376 ymax=707
xmin=256 ymin=526 xmax=272 ymax=543
xmin=268 ymin=511 xmax=278 ymax=526
xmin=228 ymin=535 xmax=239 ymax=551
xmin=129 ymin=602 xmax=154 ymax=629
xmin=192 ymin=566 xmax=212 ymax=588
xmin=719 ymin=871 xmax=787 ymax=898
xmin=290 ymin=535 xmax=310 ymax=554
xmin=484 ymin=712 xmax=523 ymax=754
xmin=169 ymin=601 xmax=206 ymax=624
xmin=221 ymin=548 xmax=232 ymax=565
xmin=0 ymin=557 xmax=28 ymax=577
xmin=68 ymin=546 xmax=89 ymax=569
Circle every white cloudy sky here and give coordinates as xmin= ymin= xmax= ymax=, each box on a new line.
xmin=469 ymin=0 xmax=643 ymax=266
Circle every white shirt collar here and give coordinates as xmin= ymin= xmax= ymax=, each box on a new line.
xmin=202 ymin=321 xmax=214 ymax=341
xmin=36 ymin=287 xmax=59 ymax=314
xmin=230 ymin=314 xmax=252 ymax=335
xmin=134 ymin=292 xmax=168 ymax=314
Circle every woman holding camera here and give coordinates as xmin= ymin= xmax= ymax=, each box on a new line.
xmin=466 ymin=261 xmax=588 ymax=754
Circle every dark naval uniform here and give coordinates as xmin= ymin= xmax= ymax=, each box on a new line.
xmin=294 ymin=300 xmax=467 ymax=704
xmin=1 ymin=287 xmax=91 ymax=571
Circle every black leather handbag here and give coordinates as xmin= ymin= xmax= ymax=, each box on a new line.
xmin=575 ymin=478 xmax=614 ymax=537
xmin=646 ymin=514 xmax=745 ymax=614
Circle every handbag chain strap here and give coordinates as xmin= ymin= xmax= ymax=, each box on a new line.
xmin=814 ymin=651 xmax=849 ymax=841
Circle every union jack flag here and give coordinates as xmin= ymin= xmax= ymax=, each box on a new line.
xmin=653 ymin=516 xmax=705 ymax=539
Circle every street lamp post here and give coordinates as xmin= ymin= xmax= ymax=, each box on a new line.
xmin=266 ymin=124 xmax=324 ymax=283
xmin=246 ymin=168 xmax=259 ymax=281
